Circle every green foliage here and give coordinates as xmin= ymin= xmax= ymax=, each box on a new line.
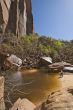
xmin=1 ymin=33 xmax=73 ymax=65
xmin=39 ymin=44 xmax=50 ymax=55
xmin=0 ymin=33 xmax=64 ymax=61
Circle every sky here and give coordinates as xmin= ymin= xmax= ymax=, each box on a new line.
xmin=31 ymin=0 xmax=73 ymax=41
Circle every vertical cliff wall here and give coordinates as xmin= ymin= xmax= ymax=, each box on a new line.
xmin=0 ymin=0 xmax=33 ymax=36
xmin=25 ymin=0 xmax=33 ymax=34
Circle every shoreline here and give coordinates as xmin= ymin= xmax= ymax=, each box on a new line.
xmin=60 ymin=72 xmax=73 ymax=89
xmin=35 ymin=72 xmax=73 ymax=110
xmin=1 ymin=69 xmax=73 ymax=109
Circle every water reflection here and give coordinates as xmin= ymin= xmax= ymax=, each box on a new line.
xmin=4 ymin=69 xmax=61 ymax=109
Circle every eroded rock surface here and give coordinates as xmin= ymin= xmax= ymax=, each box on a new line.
xmin=36 ymin=88 xmax=73 ymax=110
xmin=0 ymin=0 xmax=33 ymax=36
xmin=10 ymin=98 xmax=36 ymax=110
xmin=0 ymin=77 xmax=5 ymax=110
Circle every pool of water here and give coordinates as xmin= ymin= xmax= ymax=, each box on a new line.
xmin=4 ymin=69 xmax=61 ymax=109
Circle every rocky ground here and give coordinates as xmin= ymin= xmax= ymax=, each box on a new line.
xmin=35 ymin=73 xmax=73 ymax=110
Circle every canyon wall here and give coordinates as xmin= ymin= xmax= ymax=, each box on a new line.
xmin=0 ymin=0 xmax=33 ymax=36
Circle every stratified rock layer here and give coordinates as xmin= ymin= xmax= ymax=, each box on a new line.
xmin=0 ymin=0 xmax=33 ymax=36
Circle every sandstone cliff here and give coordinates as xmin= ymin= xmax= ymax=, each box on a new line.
xmin=0 ymin=77 xmax=5 ymax=110
xmin=0 ymin=0 xmax=33 ymax=36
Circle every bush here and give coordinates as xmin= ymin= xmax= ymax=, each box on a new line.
xmin=0 ymin=33 xmax=65 ymax=62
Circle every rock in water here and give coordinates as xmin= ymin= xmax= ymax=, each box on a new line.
xmin=0 ymin=0 xmax=33 ymax=36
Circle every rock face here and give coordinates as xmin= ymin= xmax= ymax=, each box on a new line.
xmin=36 ymin=88 xmax=73 ymax=110
xmin=10 ymin=98 xmax=36 ymax=110
xmin=0 ymin=0 xmax=33 ymax=36
xmin=0 ymin=77 xmax=5 ymax=110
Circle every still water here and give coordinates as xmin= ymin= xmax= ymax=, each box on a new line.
xmin=4 ymin=69 xmax=61 ymax=109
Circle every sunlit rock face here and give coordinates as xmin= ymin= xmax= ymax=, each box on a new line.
xmin=0 ymin=77 xmax=5 ymax=110
xmin=10 ymin=98 xmax=36 ymax=110
xmin=36 ymin=88 xmax=73 ymax=110
xmin=0 ymin=0 xmax=33 ymax=36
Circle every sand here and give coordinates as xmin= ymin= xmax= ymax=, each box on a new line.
xmin=60 ymin=73 xmax=73 ymax=89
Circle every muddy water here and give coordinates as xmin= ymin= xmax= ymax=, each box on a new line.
xmin=4 ymin=69 xmax=61 ymax=109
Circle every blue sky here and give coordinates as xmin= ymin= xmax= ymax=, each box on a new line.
xmin=31 ymin=0 xmax=73 ymax=40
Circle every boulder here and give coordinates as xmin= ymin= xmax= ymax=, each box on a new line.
xmin=0 ymin=0 xmax=33 ymax=36
xmin=39 ymin=57 xmax=52 ymax=68
xmin=48 ymin=62 xmax=72 ymax=72
xmin=63 ymin=67 xmax=73 ymax=72
xmin=6 ymin=54 xmax=22 ymax=67
xmin=10 ymin=98 xmax=36 ymax=110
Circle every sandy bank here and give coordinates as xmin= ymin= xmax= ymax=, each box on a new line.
xmin=60 ymin=72 xmax=73 ymax=89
